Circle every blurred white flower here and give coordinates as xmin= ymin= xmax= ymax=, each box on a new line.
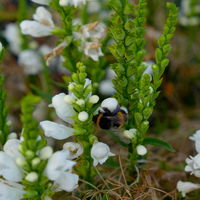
xmin=91 ymin=142 xmax=115 ymax=166
xmin=82 ymin=22 xmax=106 ymax=40
xmin=87 ymin=0 xmax=101 ymax=13
xmin=143 ymin=61 xmax=154 ymax=77
xmin=49 ymin=93 xmax=76 ymax=124
xmin=40 ymin=121 xmax=74 ymax=140
xmin=84 ymin=42 xmax=103 ymax=61
xmin=31 ymin=0 xmax=51 ymax=5
xmin=59 ymin=0 xmax=86 ymax=7
xmin=20 ymin=7 xmax=54 ymax=37
xmin=0 ymin=42 xmax=2 ymax=52
xmin=99 ymin=80 xmax=115 ymax=96
xmin=0 ymin=179 xmax=25 ymax=200
xmin=18 ymin=50 xmax=43 ymax=75
xmin=45 ymin=151 xmax=78 ymax=192
xmin=189 ymin=130 xmax=200 ymax=153
xmin=63 ymin=142 xmax=83 ymax=159
xmin=185 ymin=154 xmax=200 ymax=177
xmin=3 ymin=23 xmax=22 ymax=54
xmin=177 ymin=181 xmax=200 ymax=197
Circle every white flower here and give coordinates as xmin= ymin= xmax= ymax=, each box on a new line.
xmin=185 ymin=154 xmax=200 ymax=177
xmin=20 ymin=7 xmax=54 ymax=37
xmin=136 ymin=145 xmax=147 ymax=156
xmin=87 ymin=0 xmax=101 ymax=13
xmin=3 ymin=23 xmax=22 ymax=54
xmin=0 ymin=42 xmax=2 ymax=52
xmin=63 ymin=142 xmax=83 ymax=159
xmin=45 ymin=151 xmax=78 ymax=192
xmin=177 ymin=181 xmax=200 ymax=197
xmin=99 ymin=80 xmax=115 ymax=96
xmin=101 ymin=98 xmax=118 ymax=113
xmin=82 ymin=22 xmax=106 ymax=40
xmin=143 ymin=61 xmax=154 ymax=77
xmin=189 ymin=130 xmax=200 ymax=153
xmin=0 ymin=140 xmax=23 ymax=182
xmin=49 ymin=93 xmax=75 ymax=124
xmin=18 ymin=50 xmax=43 ymax=75
xmin=59 ymin=0 xmax=86 ymax=7
xmin=84 ymin=42 xmax=103 ymax=61
xmin=91 ymin=142 xmax=115 ymax=166
xmin=78 ymin=111 xmax=89 ymax=122
xmin=40 ymin=121 xmax=74 ymax=140
xmin=31 ymin=0 xmax=51 ymax=5
xmin=0 ymin=179 xmax=25 ymax=200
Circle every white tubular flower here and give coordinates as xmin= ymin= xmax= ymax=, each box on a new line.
xmin=82 ymin=22 xmax=106 ymax=40
xmin=20 ymin=7 xmax=54 ymax=37
xmin=99 ymin=80 xmax=115 ymax=96
xmin=136 ymin=145 xmax=147 ymax=156
xmin=3 ymin=23 xmax=22 ymax=54
xmin=49 ymin=93 xmax=75 ymax=124
xmin=143 ymin=61 xmax=154 ymax=77
xmin=31 ymin=0 xmax=51 ymax=5
xmin=40 ymin=121 xmax=74 ymax=140
xmin=84 ymin=42 xmax=103 ymax=61
xmin=63 ymin=142 xmax=83 ymax=159
xmin=45 ymin=151 xmax=78 ymax=192
xmin=91 ymin=142 xmax=115 ymax=167
xmin=0 ymin=179 xmax=25 ymax=200
xmin=59 ymin=0 xmax=86 ymax=7
xmin=185 ymin=154 xmax=200 ymax=177
xmin=0 ymin=139 xmax=23 ymax=182
xmin=177 ymin=181 xmax=200 ymax=197
xmin=101 ymin=98 xmax=118 ymax=112
xmin=18 ymin=50 xmax=42 ymax=75
xmin=189 ymin=130 xmax=200 ymax=153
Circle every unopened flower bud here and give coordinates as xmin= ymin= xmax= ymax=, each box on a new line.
xmin=25 ymin=172 xmax=38 ymax=182
xmin=78 ymin=111 xmax=89 ymax=121
xmin=76 ymin=99 xmax=85 ymax=106
xmin=0 ymin=42 xmax=2 ymax=51
xmin=68 ymin=83 xmax=75 ymax=91
xmin=89 ymin=95 xmax=99 ymax=104
xmin=39 ymin=146 xmax=53 ymax=160
xmin=123 ymin=128 xmax=137 ymax=139
xmin=64 ymin=95 xmax=75 ymax=104
xmin=31 ymin=157 xmax=41 ymax=166
xmin=25 ymin=150 xmax=35 ymax=159
xmin=136 ymin=145 xmax=147 ymax=156
xmin=16 ymin=157 xmax=26 ymax=167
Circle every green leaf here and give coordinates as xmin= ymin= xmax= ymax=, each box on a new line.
xmin=102 ymin=194 xmax=109 ymax=200
xmin=143 ymin=137 xmax=175 ymax=152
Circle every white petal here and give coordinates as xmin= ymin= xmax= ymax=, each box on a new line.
xmin=99 ymin=80 xmax=115 ymax=96
xmin=3 ymin=139 xmax=21 ymax=159
xmin=0 ymin=152 xmax=23 ymax=182
xmin=33 ymin=7 xmax=54 ymax=28
xmin=20 ymin=20 xmax=52 ymax=37
xmin=63 ymin=142 xmax=83 ymax=159
xmin=40 ymin=121 xmax=74 ymax=140
xmin=101 ymin=98 xmax=118 ymax=112
xmin=51 ymin=93 xmax=75 ymax=123
xmin=0 ymin=179 xmax=24 ymax=200
xmin=54 ymin=172 xmax=78 ymax=192
xmin=177 ymin=181 xmax=200 ymax=197
xmin=45 ymin=151 xmax=76 ymax=181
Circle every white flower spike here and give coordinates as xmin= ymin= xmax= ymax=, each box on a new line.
xmin=177 ymin=181 xmax=200 ymax=197
xmin=20 ymin=7 xmax=54 ymax=37
xmin=91 ymin=142 xmax=115 ymax=167
xmin=185 ymin=154 xmax=200 ymax=177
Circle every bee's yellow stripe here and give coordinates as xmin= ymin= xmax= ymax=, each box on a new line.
xmin=96 ymin=113 xmax=103 ymax=129
xmin=117 ymin=112 xmax=125 ymax=128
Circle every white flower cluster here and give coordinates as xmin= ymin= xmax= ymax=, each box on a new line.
xmin=74 ymin=21 xmax=106 ymax=61
xmin=40 ymin=79 xmax=114 ymax=166
xmin=179 ymin=0 xmax=200 ymax=26
xmin=0 ymin=138 xmax=79 ymax=199
xmin=177 ymin=130 xmax=200 ymax=197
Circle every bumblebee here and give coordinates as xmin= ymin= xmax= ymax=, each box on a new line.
xmin=93 ymin=107 xmax=128 ymax=130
